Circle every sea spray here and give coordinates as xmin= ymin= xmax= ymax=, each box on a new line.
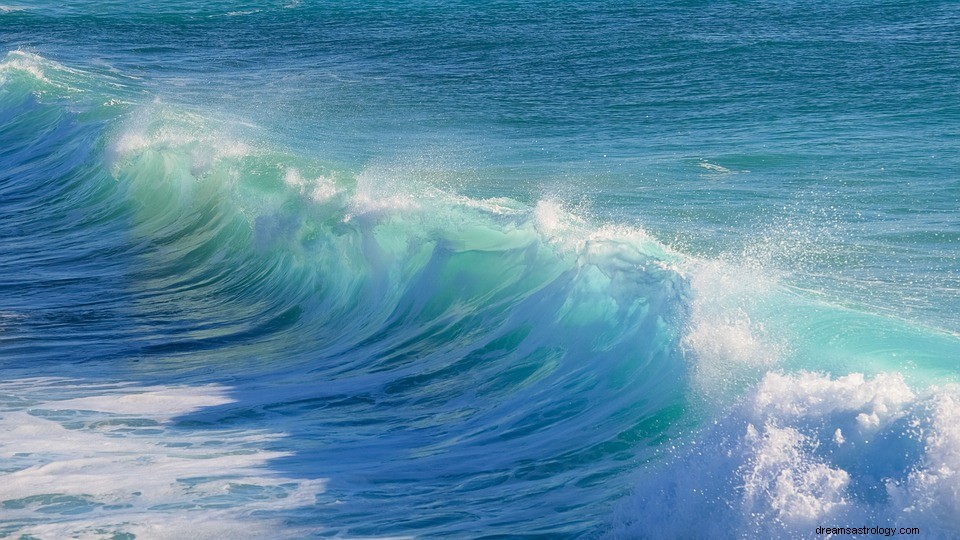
xmin=3 ymin=2 xmax=960 ymax=535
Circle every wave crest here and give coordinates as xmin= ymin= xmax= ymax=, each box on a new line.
xmin=607 ymin=371 xmax=960 ymax=539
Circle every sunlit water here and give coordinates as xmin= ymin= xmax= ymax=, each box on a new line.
xmin=2 ymin=2 xmax=959 ymax=538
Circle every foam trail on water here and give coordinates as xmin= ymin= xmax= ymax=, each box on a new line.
xmin=0 ymin=379 xmax=328 ymax=539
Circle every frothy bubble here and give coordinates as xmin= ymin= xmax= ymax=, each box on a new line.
xmin=607 ymin=372 xmax=960 ymax=539
xmin=0 ymin=379 xmax=328 ymax=539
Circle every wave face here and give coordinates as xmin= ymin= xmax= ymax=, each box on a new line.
xmin=3 ymin=2 xmax=960 ymax=538
xmin=1 ymin=52 xmax=691 ymax=537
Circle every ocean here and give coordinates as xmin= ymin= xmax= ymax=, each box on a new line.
xmin=1 ymin=1 xmax=959 ymax=538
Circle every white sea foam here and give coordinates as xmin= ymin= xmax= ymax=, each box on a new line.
xmin=607 ymin=371 xmax=960 ymax=539
xmin=461 ymin=196 xmax=527 ymax=216
xmin=284 ymin=167 xmax=339 ymax=202
xmin=0 ymin=379 xmax=327 ymax=539
xmin=0 ymin=50 xmax=50 ymax=83
xmin=698 ymin=160 xmax=747 ymax=174
xmin=0 ymin=310 xmax=24 ymax=333
xmin=111 ymin=105 xmax=254 ymax=179
xmin=680 ymin=258 xmax=784 ymax=401
xmin=533 ymin=199 xmax=674 ymax=263
xmin=43 ymin=387 xmax=230 ymax=416
xmin=113 ymin=123 xmax=251 ymax=161
xmin=347 ymin=166 xmax=423 ymax=218
xmin=0 ymin=50 xmax=91 ymax=96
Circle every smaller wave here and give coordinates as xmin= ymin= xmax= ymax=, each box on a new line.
xmin=698 ymin=160 xmax=749 ymax=175
xmin=0 ymin=50 xmax=122 ymax=100
xmin=607 ymin=371 xmax=960 ymax=539
xmin=0 ymin=50 xmax=50 ymax=84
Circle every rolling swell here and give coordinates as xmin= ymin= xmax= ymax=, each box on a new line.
xmin=1 ymin=51 xmax=692 ymax=536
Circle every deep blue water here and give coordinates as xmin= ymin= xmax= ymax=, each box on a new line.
xmin=2 ymin=1 xmax=960 ymax=538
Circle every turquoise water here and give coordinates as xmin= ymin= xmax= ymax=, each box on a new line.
xmin=1 ymin=2 xmax=959 ymax=538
